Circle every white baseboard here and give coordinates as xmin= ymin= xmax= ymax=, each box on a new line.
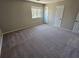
xmin=3 ymin=22 xmax=42 ymax=35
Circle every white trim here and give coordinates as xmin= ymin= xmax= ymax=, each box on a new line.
xmin=0 ymin=29 xmax=3 ymax=56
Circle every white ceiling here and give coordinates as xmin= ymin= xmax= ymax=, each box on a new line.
xmin=27 ymin=0 xmax=64 ymax=4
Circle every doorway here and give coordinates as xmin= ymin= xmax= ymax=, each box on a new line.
xmin=54 ymin=5 xmax=64 ymax=27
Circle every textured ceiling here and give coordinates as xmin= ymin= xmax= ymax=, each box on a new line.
xmin=27 ymin=0 xmax=64 ymax=4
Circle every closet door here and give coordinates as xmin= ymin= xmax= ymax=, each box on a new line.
xmin=73 ymin=22 xmax=79 ymax=33
xmin=72 ymin=12 xmax=79 ymax=33
xmin=54 ymin=5 xmax=64 ymax=27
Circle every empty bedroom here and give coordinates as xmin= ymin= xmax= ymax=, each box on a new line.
xmin=0 ymin=0 xmax=79 ymax=58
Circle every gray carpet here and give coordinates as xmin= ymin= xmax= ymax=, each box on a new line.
xmin=1 ymin=24 xmax=79 ymax=58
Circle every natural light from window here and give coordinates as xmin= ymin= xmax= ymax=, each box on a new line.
xmin=31 ymin=6 xmax=42 ymax=18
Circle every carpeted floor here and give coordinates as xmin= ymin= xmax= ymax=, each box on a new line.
xmin=1 ymin=24 xmax=79 ymax=58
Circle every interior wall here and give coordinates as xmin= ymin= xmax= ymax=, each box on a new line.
xmin=61 ymin=0 xmax=79 ymax=30
xmin=46 ymin=0 xmax=79 ymax=30
xmin=0 ymin=0 xmax=44 ymax=34
xmin=46 ymin=1 xmax=64 ymax=27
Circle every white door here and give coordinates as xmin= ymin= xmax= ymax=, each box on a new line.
xmin=72 ymin=22 xmax=79 ymax=33
xmin=72 ymin=12 xmax=79 ymax=33
xmin=54 ymin=5 xmax=64 ymax=27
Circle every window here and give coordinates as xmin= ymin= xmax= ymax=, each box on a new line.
xmin=44 ymin=7 xmax=48 ymax=23
xmin=31 ymin=6 xmax=42 ymax=18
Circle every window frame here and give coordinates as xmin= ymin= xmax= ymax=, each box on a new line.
xmin=31 ymin=6 xmax=42 ymax=18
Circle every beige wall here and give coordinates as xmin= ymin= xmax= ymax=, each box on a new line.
xmin=46 ymin=1 xmax=64 ymax=26
xmin=0 ymin=0 xmax=44 ymax=34
xmin=46 ymin=0 xmax=79 ymax=30
xmin=61 ymin=0 xmax=79 ymax=30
